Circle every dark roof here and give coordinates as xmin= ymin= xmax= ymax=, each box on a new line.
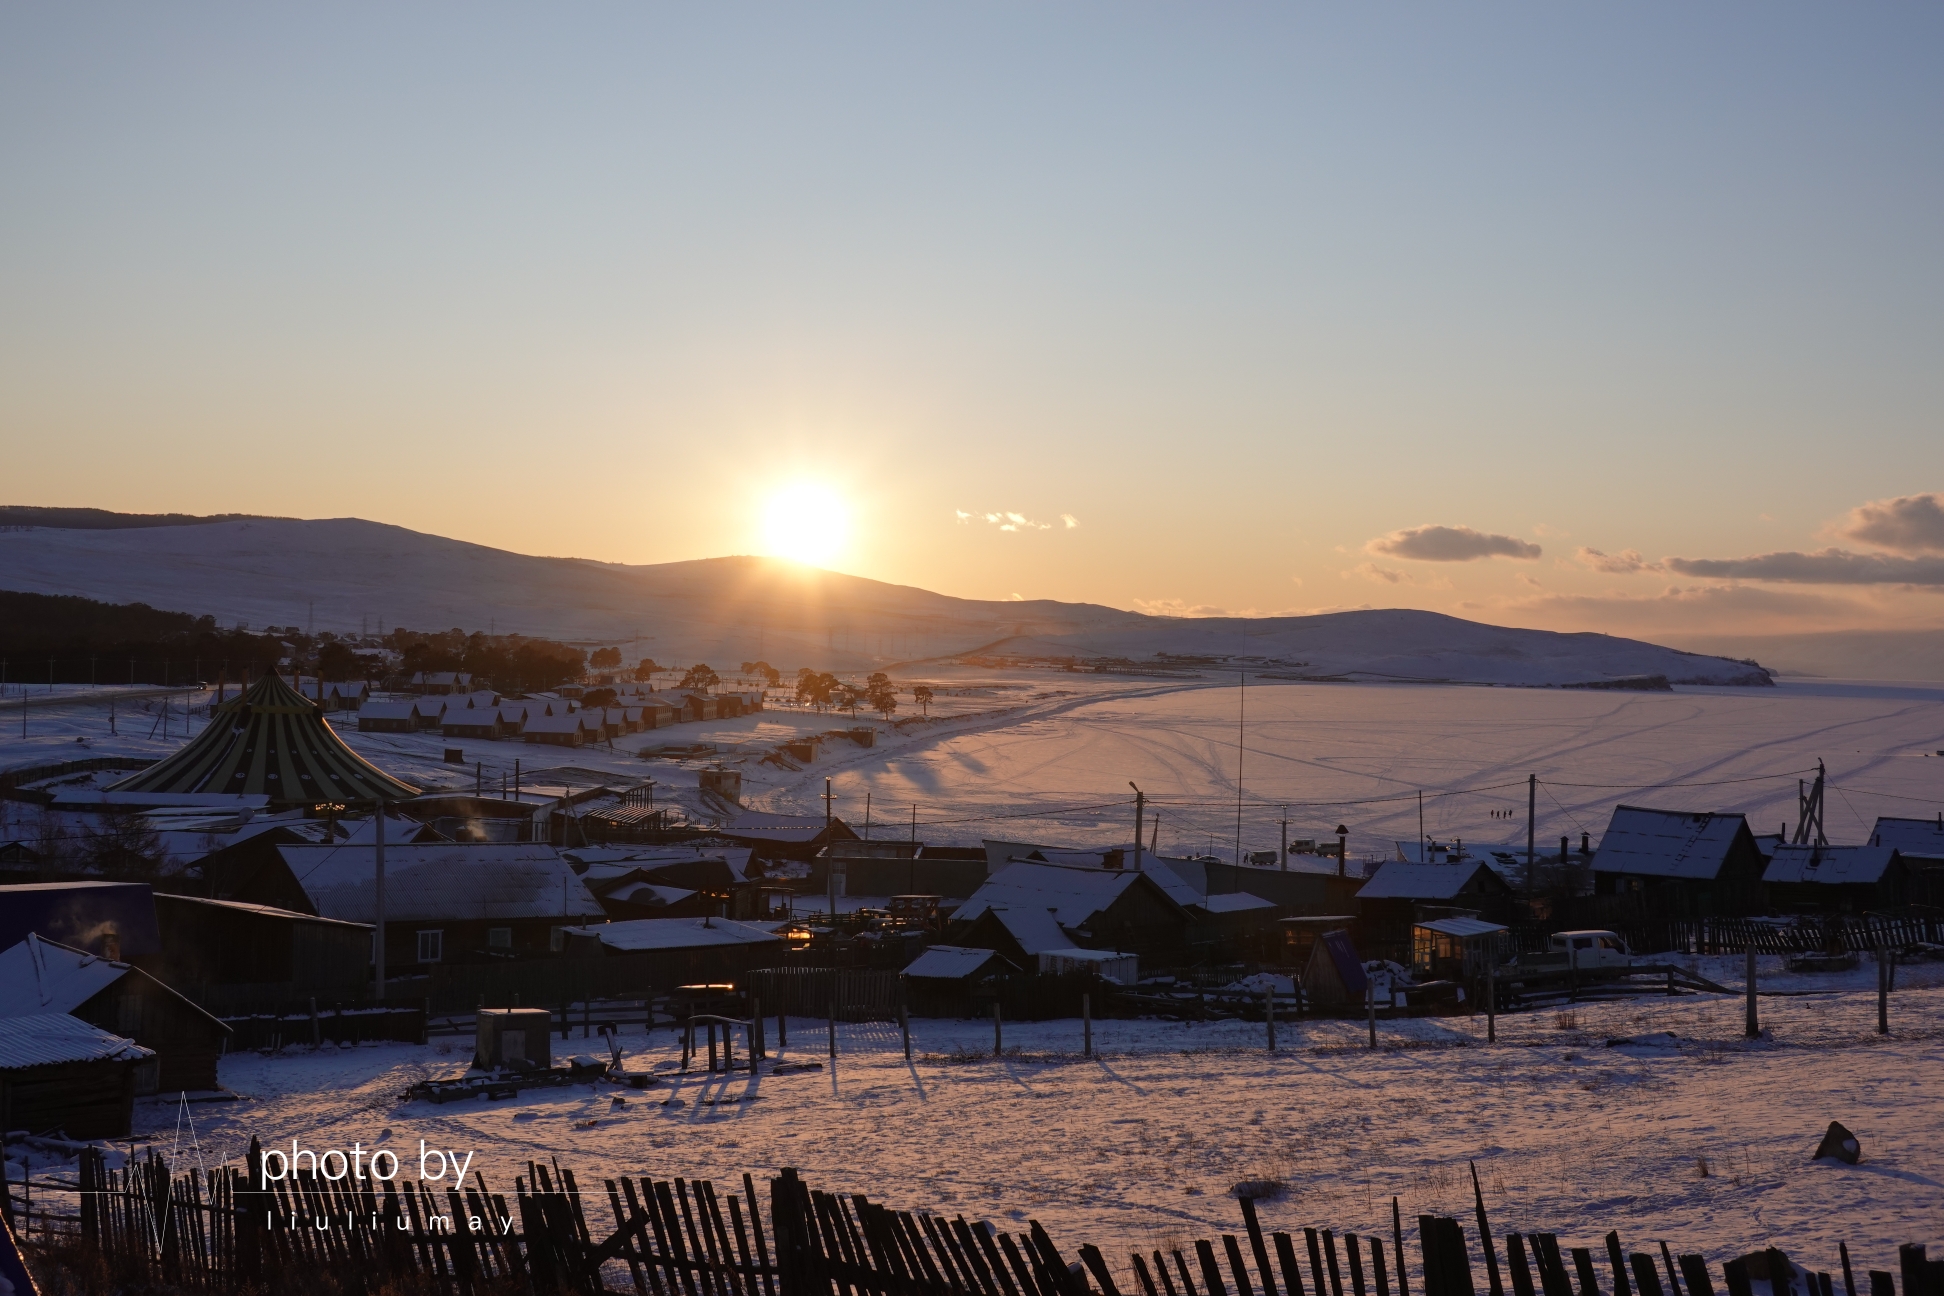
xmin=0 ymin=881 xmax=162 ymax=958
xmin=1869 ymin=816 xmax=1944 ymax=860
xmin=1589 ymin=806 xmax=1750 ymax=880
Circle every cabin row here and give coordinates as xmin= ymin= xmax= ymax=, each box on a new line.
xmin=356 ymin=686 xmax=764 ymax=746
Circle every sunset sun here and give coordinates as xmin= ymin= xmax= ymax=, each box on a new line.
xmin=758 ymin=480 xmax=850 ymax=566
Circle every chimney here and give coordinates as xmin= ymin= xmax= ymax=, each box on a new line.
xmin=1580 ymin=832 xmax=1590 ymax=855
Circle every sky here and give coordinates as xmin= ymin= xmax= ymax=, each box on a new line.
xmin=4 ymin=4 xmax=1943 ymax=639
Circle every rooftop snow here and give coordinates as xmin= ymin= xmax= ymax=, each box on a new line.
xmin=0 ymin=934 xmax=133 ymax=1016
xmin=1869 ymin=816 xmax=1944 ymax=859
xmin=1763 ymin=845 xmax=1901 ymax=886
xmin=0 ymin=1012 xmax=152 ymax=1070
xmin=1356 ymin=861 xmax=1500 ymax=900
xmin=1588 ymin=805 xmax=1749 ymax=880
xmin=276 ymin=843 xmax=604 ymax=923
xmin=564 ymin=917 xmax=784 ymax=952
xmin=956 ymin=861 xmax=1168 ymax=928
xmin=903 ymin=945 xmax=1012 ymax=980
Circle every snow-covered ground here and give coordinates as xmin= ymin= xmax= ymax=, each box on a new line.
xmin=4 ymin=675 xmax=1941 ymax=861
xmin=91 ymin=958 xmax=1944 ymax=1282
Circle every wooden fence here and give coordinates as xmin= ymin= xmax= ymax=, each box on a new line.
xmin=745 ymin=968 xmax=905 ymax=1023
xmin=15 ymin=1144 xmax=1944 ymax=1296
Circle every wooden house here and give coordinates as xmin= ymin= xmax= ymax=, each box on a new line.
xmin=523 ymin=712 xmax=592 ymax=747
xmin=1355 ymin=860 xmax=1514 ymax=955
xmin=1762 ymin=845 xmax=1910 ymax=914
xmin=442 ymin=709 xmax=511 ymax=741
xmin=232 ymin=842 xmax=603 ymax=974
xmin=1589 ymin=806 xmax=1767 ymax=915
xmin=150 ymin=893 xmax=372 ymax=995
xmin=0 ymin=935 xmax=230 ymax=1094
xmin=0 ymin=1013 xmax=153 ymax=1139
xmin=952 ymin=860 xmax=1191 ymax=959
xmin=356 ymin=698 xmax=421 ymax=733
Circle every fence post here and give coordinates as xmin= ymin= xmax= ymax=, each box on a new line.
xmin=753 ymin=996 xmax=765 ymax=1060
xmin=1745 ymin=947 xmax=1759 ymax=1038
xmin=778 ymin=1010 xmax=787 ymax=1049
xmin=309 ymin=997 xmax=321 ymax=1049
xmin=1367 ymin=980 xmax=1377 ymax=1049
xmin=1262 ymin=989 xmax=1273 ymax=1053
xmin=1485 ymin=967 xmax=1495 ymax=1045
xmin=1877 ymin=955 xmax=1890 ymax=1035
xmin=900 ymin=999 xmax=912 ymax=1061
xmin=993 ymin=1001 xmax=1003 ymax=1057
xmin=1084 ymin=993 xmax=1094 ymax=1058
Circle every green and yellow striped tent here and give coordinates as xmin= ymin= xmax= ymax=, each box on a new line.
xmin=107 ymin=671 xmax=419 ymax=806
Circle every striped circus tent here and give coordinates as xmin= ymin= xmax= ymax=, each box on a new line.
xmin=107 ymin=671 xmax=419 ymax=806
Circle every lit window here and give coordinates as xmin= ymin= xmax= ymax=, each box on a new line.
xmin=417 ymin=930 xmax=444 ymax=963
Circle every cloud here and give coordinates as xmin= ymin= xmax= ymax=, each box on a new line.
xmin=1576 ymin=546 xmax=1660 ymax=575
xmin=1516 ymin=573 xmax=1543 ymax=588
xmin=1663 ymin=550 xmax=1944 ymax=586
xmin=961 ymin=509 xmax=1056 ymax=533
xmin=1501 ymin=582 xmax=1883 ymax=635
xmin=1367 ymin=525 xmax=1542 ymax=562
xmin=1348 ymin=562 xmax=1406 ymax=585
xmin=1840 ymin=492 xmax=1944 ymax=555
xmin=1061 ymin=514 xmax=1079 ymax=529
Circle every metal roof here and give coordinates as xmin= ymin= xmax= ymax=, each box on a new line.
xmin=956 ymin=861 xmax=1178 ymax=929
xmin=974 ymin=905 xmax=1076 ymax=955
xmin=151 ymin=893 xmax=373 ymax=930
xmin=0 ymin=934 xmax=132 ymax=1016
xmin=107 ymin=671 xmax=419 ymax=806
xmin=1356 ymin=861 xmax=1501 ymax=900
xmin=1869 ymin=816 xmax=1944 ymax=859
xmin=902 ymin=945 xmax=1014 ymax=980
xmin=1197 ymin=892 xmax=1278 ymax=914
xmin=1763 ymin=845 xmax=1901 ymax=886
xmin=275 ymin=842 xmax=605 ymax=923
xmin=0 ymin=1012 xmax=152 ymax=1070
xmin=565 ymin=917 xmax=784 ymax=952
xmin=1589 ymin=805 xmax=1749 ymax=880
xmin=1414 ymin=916 xmax=1508 ymax=939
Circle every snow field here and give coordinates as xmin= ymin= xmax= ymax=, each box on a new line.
xmin=131 ymin=962 xmax=1944 ymax=1287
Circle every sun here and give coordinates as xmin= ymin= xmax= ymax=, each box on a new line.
xmin=758 ymin=481 xmax=851 ymax=566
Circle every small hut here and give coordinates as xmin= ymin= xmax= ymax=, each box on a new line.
xmin=0 ymin=1013 xmax=153 ymax=1139
xmin=1300 ymin=928 xmax=1369 ymax=1010
xmin=105 ymin=671 xmax=419 ymax=808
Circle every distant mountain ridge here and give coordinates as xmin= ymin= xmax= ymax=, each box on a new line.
xmin=0 ymin=511 xmax=1772 ymax=685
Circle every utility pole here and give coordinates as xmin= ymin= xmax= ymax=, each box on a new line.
xmin=1526 ymin=774 xmax=1537 ymax=886
xmin=1280 ymin=808 xmax=1288 ymax=872
xmin=374 ymin=801 xmax=387 ymax=1002
xmin=1130 ymin=783 xmax=1144 ymax=872
xmin=825 ymin=777 xmax=835 ymax=916
xmin=1234 ymin=671 xmax=1245 ymax=865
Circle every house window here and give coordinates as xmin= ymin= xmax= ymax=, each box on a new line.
xmin=550 ymin=926 xmax=566 ymax=953
xmin=488 ymin=927 xmax=513 ymax=950
xmin=417 ymin=929 xmax=444 ymax=963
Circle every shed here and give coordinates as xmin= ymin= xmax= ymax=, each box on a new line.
xmin=0 ymin=934 xmax=230 ymax=1094
xmin=1410 ymin=916 xmax=1508 ymax=981
xmin=1301 ymin=929 xmax=1369 ymax=1010
xmin=475 ymin=1007 xmax=553 ymax=1072
xmin=0 ymin=1013 xmax=153 ymax=1138
xmin=1762 ymin=845 xmax=1909 ymax=913
xmin=1355 ymin=860 xmax=1513 ymax=952
xmin=560 ymin=916 xmax=785 ymax=984
xmin=151 ymin=893 xmax=372 ymax=993
xmin=955 ymin=905 xmax=1077 ymax=965
xmin=953 ymin=861 xmax=1190 ymax=958
xmin=902 ymin=945 xmax=1018 ymax=983
xmin=1868 ymin=816 xmax=1944 ymax=863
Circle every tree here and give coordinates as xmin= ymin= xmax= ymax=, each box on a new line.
xmin=836 ymin=683 xmax=863 ymax=718
xmin=633 ymin=658 xmax=660 ymax=682
xmin=84 ymin=808 xmax=166 ymax=880
xmin=317 ymin=640 xmax=380 ymax=681
xmin=681 ymin=663 xmax=720 ymax=693
xmin=866 ymin=672 xmax=897 ymax=718
xmin=796 ymin=669 xmax=837 ymax=711
xmin=583 ymin=686 xmax=617 ymax=708
xmin=913 ymin=685 xmax=934 ymax=717
xmin=590 ymin=646 xmax=623 ymax=669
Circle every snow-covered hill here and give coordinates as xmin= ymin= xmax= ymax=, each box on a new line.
xmin=0 ymin=514 xmax=1771 ymax=685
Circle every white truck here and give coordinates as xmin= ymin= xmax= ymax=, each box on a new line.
xmin=1513 ymin=929 xmax=1633 ymax=974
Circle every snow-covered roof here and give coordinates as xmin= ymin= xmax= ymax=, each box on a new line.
xmin=0 ymin=934 xmax=132 ymax=1016
xmin=1139 ymin=860 xmax=1205 ymax=907
xmin=1356 ymin=861 xmax=1502 ymax=900
xmin=565 ymin=917 xmax=784 ymax=952
xmin=1869 ymin=817 xmax=1944 ymax=859
xmin=956 ymin=861 xmax=1174 ymax=929
xmin=903 ymin=945 xmax=1013 ymax=980
xmin=1197 ymin=892 xmax=1278 ymax=914
xmin=607 ymin=883 xmax=697 ymax=908
xmin=1415 ymin=916 xmax=1508 ymax=939
xmin=1763 ymin=845 xmax=1901 ymax=886
xmin=0 ymin=1013 xmax=152 ymax=1070
xmin=275 ymin=843 xmax=604 ymax=923
xmin=358 ymin=700 xmax=419 ymax=721
xmin=334 ymin=815 xmax=439 ymax=846
xmin=1589 ymin=806 xmax=1749 ymax=880
xmin=523 ymin=712 xmax=591 ymax=735
xmin=973 ymin=905 xmax=1076 ymax=955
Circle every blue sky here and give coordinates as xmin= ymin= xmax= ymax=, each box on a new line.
xmin=4 ymin=4 xmax=1942 ymax=635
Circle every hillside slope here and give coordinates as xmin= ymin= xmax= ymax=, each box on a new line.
xmin=0 ymin=513 xmax=1770 ymax=684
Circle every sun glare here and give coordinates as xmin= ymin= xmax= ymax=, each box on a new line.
xmin=758 ymin=481 xmax=851 ymax=566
